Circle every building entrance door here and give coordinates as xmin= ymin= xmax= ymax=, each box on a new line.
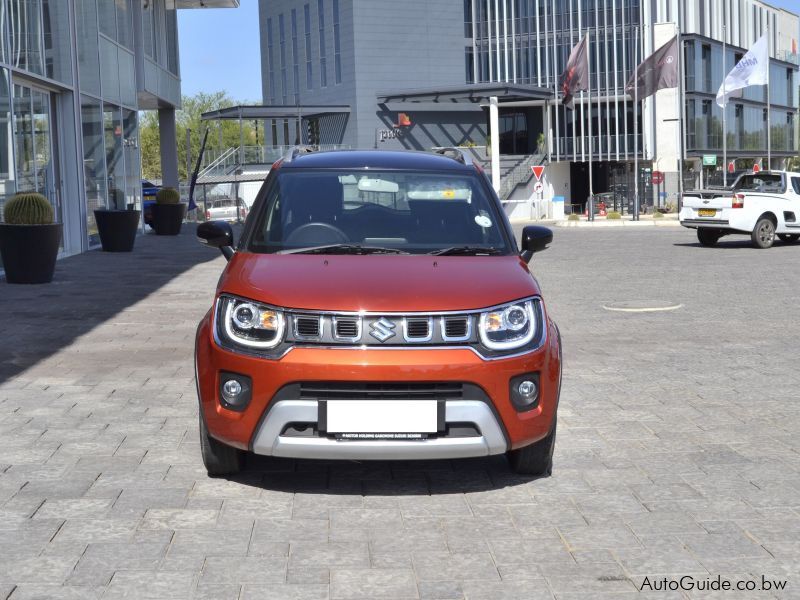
xmin=11 ymin=83 xmax=60 ymax=227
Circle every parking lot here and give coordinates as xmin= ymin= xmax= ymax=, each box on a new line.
xmin=1 ymin=226 xmax=799 ymax=599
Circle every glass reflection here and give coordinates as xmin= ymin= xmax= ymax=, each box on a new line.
xmin=82 ymin=96 xmax=106 ymax=245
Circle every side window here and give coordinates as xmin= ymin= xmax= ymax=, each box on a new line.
xmin=792 ymin=177 xmax=800 ymax=195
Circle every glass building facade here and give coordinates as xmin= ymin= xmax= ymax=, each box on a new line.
xmin=466 ymin=0 xmax=799 ymax=164
xmin=0 ymin=0 xmax=233 ymax=263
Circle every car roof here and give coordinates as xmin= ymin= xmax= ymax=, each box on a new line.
xmin=282 ymin=149 xmax=475 ymax=172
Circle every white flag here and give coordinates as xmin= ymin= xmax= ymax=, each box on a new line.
xmin=716 ymin=35 xmax=769 ymax=107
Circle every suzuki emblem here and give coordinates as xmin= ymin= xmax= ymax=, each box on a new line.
xmin=369 ymin=317 xmax=396 ymax=342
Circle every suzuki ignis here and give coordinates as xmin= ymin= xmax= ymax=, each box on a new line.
xmin=195 ymin=148 xmax=561 ymax=476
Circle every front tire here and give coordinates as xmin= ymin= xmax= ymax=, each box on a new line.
xmin=507 ymin=420 xmax=556 ymax=476
xmin=199 ymin=413 xmax=242 ymax=476
xmin=697 ymin=229 xmax=721 ymax=247
xmin=751 ymin=218 xmax=776 ymax=249
xmin=778 ymin=234 xmax=800 ymax=243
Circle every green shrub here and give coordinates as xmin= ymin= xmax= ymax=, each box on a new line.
xmin=652 ymin=211 xmax=664 ymax=219
xmin=606 ymin=211 xmax=622 ymax=220
xmin=156 ymin=187 xmax=181 ymax=204
xmin=2 ymin=192 xmax=54 ymax=225
xmin=567 ymin=213 xmax=580 ymax=221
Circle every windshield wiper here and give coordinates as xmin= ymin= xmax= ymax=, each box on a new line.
xmin=280 ymin=244 xmax=409 ymax=255
xmin=430 ymin=246 xmax=504 ymax=256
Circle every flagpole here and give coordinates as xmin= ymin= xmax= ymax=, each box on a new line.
xmin=633 ymin=25 xmax=639 ymax=221
xmin=722 ymin=18 xmax=727 ymax=187
xmin=767 ymin=22 xmax=772 ymax=169
xmin=677 ymin=25 xmax=685 ymax=201
xmin=587 ymin=31 xmax=594 ymax=221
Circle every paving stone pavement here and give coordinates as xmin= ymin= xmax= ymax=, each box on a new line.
xmin=1 ymin=225 xmax=799 ymax=599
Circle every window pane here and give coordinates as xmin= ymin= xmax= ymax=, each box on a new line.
xmin=7 ymin=0 xmax=46 ymax=75
xmin=98 ymin=0 xmax=117 ymax=39
xmin=117 ymin=0 xmax=134 ymax=48
xmin=42 ymin=0 xmax=73 ymax=82
xmin=76 ymin=0 xmax=102 ymax=95
xmin=100 ymin=37 xmax=121 ymax=104
xmin=81 ymin=96 xmax=107 ymax=246
xmin=0 ymin=68 xmax=13 ymax=218
xmin=12 ymin=85 xmax=35 ymax=193
xmin=123 ymin=110 xmax=141 ymax=211
xmin=104 ymin=104 xmax=124 ymax=209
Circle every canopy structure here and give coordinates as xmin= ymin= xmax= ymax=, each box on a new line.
xmin=376 ymin=83 xmax=553 ymax=104
xmin=376 ymin=84 xmax=554 ymax=193
xmin=200 ymin=105 xmax=351 ymax=121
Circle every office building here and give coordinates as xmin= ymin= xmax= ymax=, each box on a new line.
xmin=258 ymin=0 xmax=799 ymax=209
xmin=0 ymin=0 xmax=239 ymax=261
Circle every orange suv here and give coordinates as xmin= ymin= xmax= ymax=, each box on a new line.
xmin=195 ymin=148 xmax=561 ymax=476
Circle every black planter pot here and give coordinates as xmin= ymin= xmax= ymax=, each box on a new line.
xmin=0 ymin=223 xmax=63 ymax=284
xmin=151 ymin=203 xmax=187 ymax=236
xmin=94 ymin=209 xmax=141 ymax=252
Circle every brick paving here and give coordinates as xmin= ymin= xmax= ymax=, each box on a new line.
xmin=1 ymin=225 xmax=799 ymax=599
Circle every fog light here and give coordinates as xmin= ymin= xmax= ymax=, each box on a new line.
xmin=518 ymin=380 xmax=537 ymax=399
xmin=218 ymin=372 xmax=252 ymax=412
xmin=222 ymin=379 xmax=242 ymax=399
xmin=509 ymin=372 xmax=540 ymax=412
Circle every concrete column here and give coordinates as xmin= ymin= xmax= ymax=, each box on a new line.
xmin=489 ymin=96 xmax=500 ymax=193
xmin=159 ymin=108 xmax=180 ymax=189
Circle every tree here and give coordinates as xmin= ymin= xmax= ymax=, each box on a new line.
xmin=139 ymin=91 xmax=257 ymax=181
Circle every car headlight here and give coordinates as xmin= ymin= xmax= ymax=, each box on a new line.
xmin=478 ymin=299 xmax=538 ymax=351
xmin=216 ymin=295 xmax=285 ymax=350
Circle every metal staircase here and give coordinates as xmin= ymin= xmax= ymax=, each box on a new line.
xmin=496 ymin=154 xmax=547 ymax=200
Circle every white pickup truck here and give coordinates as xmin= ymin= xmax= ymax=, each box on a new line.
xmin=680 ymin=171 xmax=800 ymax=249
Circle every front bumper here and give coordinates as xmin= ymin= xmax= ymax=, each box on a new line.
xmin=251 ymin=399 xmax=507 ymax=459
xmin=195 ymin=314 xmax=561 ymax=459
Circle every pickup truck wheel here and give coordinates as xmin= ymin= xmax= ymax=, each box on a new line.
xmin=778 ymin=234 xmax=800 ymax=243
xmin=751 ymin=218 xmax=776 ymax=249
xmin=507 ymin=419 xmax=556 ymax=476
xmin=199 ymin=413 xmax=242 ymax=476
xmin=696 ymin=229 xmax=721 ymax=247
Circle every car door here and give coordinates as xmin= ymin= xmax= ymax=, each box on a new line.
xmin=784 ymin=176 xmax=800 ymax=234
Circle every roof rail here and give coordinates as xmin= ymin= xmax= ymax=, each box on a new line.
xmin=283 ymin=145 xmax=318 ymax=163
xmin=432 ymin=147 xmax=475 ymax=166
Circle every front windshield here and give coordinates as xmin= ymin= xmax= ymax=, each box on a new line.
xmin=248 ymin=169 xmax=512 ymax=254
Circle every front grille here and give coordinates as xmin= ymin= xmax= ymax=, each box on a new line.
xmin=334 ymin=318 xmax=360 ymax=340
xmin=405 ymin=318 xmax=431 ymax=340
xmin=295 ymin=316 xmax=321 ymax=338
xmin=300 ymin=382 xmax=464 ymax=401
xmin=443 ymin=317 xmax=469 ymax=339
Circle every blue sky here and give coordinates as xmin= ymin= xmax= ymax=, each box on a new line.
xmin=177 ymin=0 xmax=262 ymax=103
xmin=177 ymin=0 xmax=800 ymax=104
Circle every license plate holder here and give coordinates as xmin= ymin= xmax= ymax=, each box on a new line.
xmin=319 ymin=400 xmax=445 ymax=438
xmin=698 ymin=208 xmax=717 ymax=217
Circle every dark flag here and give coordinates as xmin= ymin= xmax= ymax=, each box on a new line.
xmin=625 ymin=35 xmax=679 ymax=99
xmin=559 ymin=34 xmax=589 ymax=110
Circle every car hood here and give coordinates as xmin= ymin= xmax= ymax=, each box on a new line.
xmin=218 ymin=252 xmax=541 ymax=312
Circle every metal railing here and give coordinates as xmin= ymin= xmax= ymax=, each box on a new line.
xmin=498 ymin=154 xmax=546 ymax=200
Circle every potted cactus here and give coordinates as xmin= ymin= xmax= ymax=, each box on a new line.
xmin=0 ymin=192 xmax=63 ymax=284
xmin=151 ymin=187 xmax=187 ymax=235
xmin=93 ymin=188 xmax=141 ymax=252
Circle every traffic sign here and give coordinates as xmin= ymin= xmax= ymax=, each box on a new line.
xmin=531 ymin=165 xmax=545 ymax=181
xmin=533 ymin=182 xmax=544 ymax=194
xmin=651 ymin=171 xmax=664 ymax=185
xmin=702 ymin=155 xmax=717 ymax=167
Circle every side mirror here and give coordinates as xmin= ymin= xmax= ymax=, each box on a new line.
xmin=197 ymin=221 xmax=235 ymax=261
xmin=520 ymin=225 xmax=553 ymax=263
